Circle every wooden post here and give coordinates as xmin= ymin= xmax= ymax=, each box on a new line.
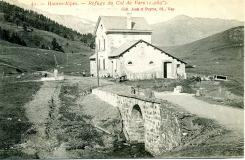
xmin=1 ymin=71 xmax=4 ymax=81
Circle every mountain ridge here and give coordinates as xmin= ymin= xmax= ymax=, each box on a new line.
xmin=163 ymin=26 xmax=244 ymax=85
xmin=3 ymin=0 xmax=96 ymax=33
xmin=152 ymin=15 xmax=243 ymax=46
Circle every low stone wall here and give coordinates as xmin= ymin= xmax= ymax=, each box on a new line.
xmin=92 ymin=88 xmax=118 ymax=106
xmin=126 ymin=71 xmax=163 ymax=80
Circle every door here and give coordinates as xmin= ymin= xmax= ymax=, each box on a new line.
xmin=163 ymin=62 xmax=172 ymax=78
xmin=164 ymin=62 xmax=167 ymax=78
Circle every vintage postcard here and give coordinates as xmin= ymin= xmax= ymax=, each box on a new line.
xmin=0 ymin=0 xmax=244 ymax=159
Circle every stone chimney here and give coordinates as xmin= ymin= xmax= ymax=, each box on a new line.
xmin=127 ymin=12 xmax=132 ymax=29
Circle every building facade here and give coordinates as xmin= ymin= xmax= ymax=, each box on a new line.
xmin=90 ymin=14 xmax=186 ymax=80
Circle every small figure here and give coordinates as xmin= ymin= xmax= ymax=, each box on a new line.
xmin=195 ymin=89 xmax=201 ymax=97
xmin=131 ymin=87 xmax=136 ymax=94
xmin=82 ymin=70 xmax=86 ymax=77
xmin=54 ymin=69 xmax=58 ymax=78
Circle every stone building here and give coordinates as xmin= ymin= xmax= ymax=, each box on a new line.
xmin=90 ymin=14 xmax=186 ymax=80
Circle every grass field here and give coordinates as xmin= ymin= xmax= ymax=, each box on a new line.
xmin=0 ymin=13 xmax=93 ymax=75
xmin=58 ymin=52 xmax=92 ymax=76
xmin=0 ymin=40 xmax=92 ymax=74
xmin=0 ymin=79 xmax=42 ymax=158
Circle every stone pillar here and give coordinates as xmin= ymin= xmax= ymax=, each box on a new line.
xmin=144 ymin=102 xmax=181 ymax=156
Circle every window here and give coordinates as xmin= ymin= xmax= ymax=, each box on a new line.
xmin=101 ymin=38 xmax=105 ymax=51
xmin=127 ymin=61 xmax=133 ymax=65
xmin=98 ymin=59 xmax=101 ymax=70
xmin=103 ymin=38 xmax=105 ymax=51
xmin=149 ymin=61 xmax=154 ymax=64
xmin=103 ymin=59 xmax=105 ymax=70
xmin=177 ymin=64 xmax=180 ymax=68
xmin=98 ymin=40 xmax=100 ymax=51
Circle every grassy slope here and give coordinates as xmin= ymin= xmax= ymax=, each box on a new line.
xmin=0 ymin=11 xmax=93 ymax=73
xmin=163 ymin=26 xmax=244 ymax=92
xmin=0 ymin=40 xmax=67 ymax=72
xmin=164 ymin=26 xmax=244 ymax=79
xmin=0 ymin=80 xmax=41 ymax=158
xmin=58 ymin=52 xmax=92 ymax=76
xmin=0 ymin=18 xmax=91 ymax=53
xmin=0 ymin=33 xmax=92 ymax=74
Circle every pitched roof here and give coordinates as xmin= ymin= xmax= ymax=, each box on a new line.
xmin=94 ymin=16 xmax=152 ymax=34
xmin=108 ymin=40 xmax=187 ymax=64
xmin=110 ymin=40 xmax=139 ymax=58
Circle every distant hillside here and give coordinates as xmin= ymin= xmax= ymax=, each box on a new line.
xmin=0 ymin=1 xmax=82 ymax=40
xmin=4 ymin=0 xmax=96 ymax=34
xmin=152 ymin=15 xmax=243 ymax=46
xmin=164 ymin=26 xmax=244 ymax=84
xmin=0 ymin=1 xmax=93 ymax=74
xmin=0 ymin=1 xmax=94 ymax=51
xmin=46 ymin=14 xmax=95 ymax=34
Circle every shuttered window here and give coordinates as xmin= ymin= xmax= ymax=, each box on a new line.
xmin=98 ymin=59 xmax=100 ymax=70
xmin=103 ymin=38 xmax=105 ymax=51
xmin=103 ymin=59 xmax=105 ymax=70
xmin=98 ymin=40 xmax=100 ymax=51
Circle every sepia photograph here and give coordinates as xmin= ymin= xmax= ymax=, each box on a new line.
xmin=0 ymin=0 xmax=244 ymax=159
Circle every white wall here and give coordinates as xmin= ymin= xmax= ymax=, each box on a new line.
xmin=95 ymin=21 xmax=111 ymax=76
xmin=119 ymin=42 xmax=186 ymax=80
xmin=90 ymin=60 xmax=97 ymax=76
xmin=107 ymin=33 xmax=151 ymax=50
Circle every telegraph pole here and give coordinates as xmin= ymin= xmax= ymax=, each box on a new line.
xmin=54 ymin=54 xmax=58 ymax=67
xmin=66 ymin=53 xmax=69 ymax=66
xmin=96 ymin=40 xmax=100 ymax=87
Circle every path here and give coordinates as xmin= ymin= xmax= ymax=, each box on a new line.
xmin=23 ymin=81 xmax=61 ymax=158
xmin=22 ymin=76 xmax=114 ymax=158
xmin=155 ymin=92 xmax=244 ymax=134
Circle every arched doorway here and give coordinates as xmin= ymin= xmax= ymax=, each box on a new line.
xmin=129 ymin=104 xmax=145 ymax=143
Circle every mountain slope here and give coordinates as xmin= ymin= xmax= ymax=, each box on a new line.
xmin=0 ymin=1 xmax=94 ymax=52
xmin=164 ymin=26 xmax=244 ymax=83
xmin=4 ymin=0 xmax=95 ymax=34
xmin=46 ymin=14 xmax=95 ymax=34
xmin=0 ymin=1 xmax=93 ymax=74
xmin=0 ymin=1 xmax=95 ymax=53
xmin=0 ymin=40 xmax=66 ymax=72
xmin=0 ymin=39 xmax=92 ymax=75
xmin=152 ymin=15 xmax=243 ymax=46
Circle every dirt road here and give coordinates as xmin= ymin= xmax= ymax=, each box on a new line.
xmin=155 ymin=92 xmax=244 ymax=134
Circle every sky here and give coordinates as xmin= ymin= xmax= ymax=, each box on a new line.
xmin=5 ymin=0 xmax=245 ymax=24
